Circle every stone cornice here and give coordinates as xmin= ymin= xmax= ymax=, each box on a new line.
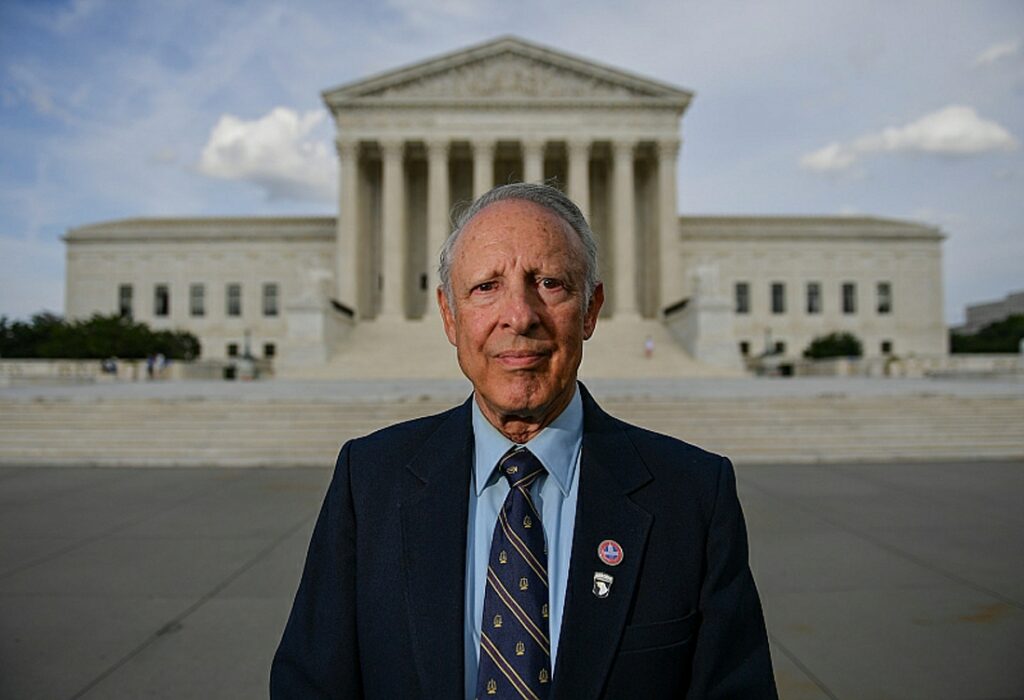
xmin=678 ymin=216 xmax=944 ymax=242
xmin=334 ymin=97 xmax=690 ymax=110
xmin=323 ymin=36 xmax=692 ymax=113
xmin=64 ymin=216 xmax=336 ymax=243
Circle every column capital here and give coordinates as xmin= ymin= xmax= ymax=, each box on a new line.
xmin=521 ymin=138 xmax=546 ymax=154
xmin=335 ymin=138 xmax=358 ymax=159
xmin=425 ymin=138 xmax=450 ymax=158
xmin=566 ymin=138 xmax=592 ymax=156
xmin=471 ymin=138 xmax=496 ymax=155
xmin=657 ymin=138 xmax=682 ymax=159
xmin=379 ymin=139 xmax=405 ymax=159
xmin=611 ymin=139 xmax=637 ymax=157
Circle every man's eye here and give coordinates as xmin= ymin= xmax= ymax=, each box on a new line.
xmin=540 ymin=278 xmax=564 ymax=290
xmin=474 ymin=282 xmax=496 ymax=292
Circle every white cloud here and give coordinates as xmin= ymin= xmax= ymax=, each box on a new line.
xmin=7 ymin=64 xmax=67 ymax=121
xmin=801 ymin=105 xmax=1019 ymax=173
xmin=800 ymin=142 xmax=859 ymax=173
xmin=197 ymin=107 xmax=335 ymax=202
xmin=973 ymin=39 xmax=1020 ymax=67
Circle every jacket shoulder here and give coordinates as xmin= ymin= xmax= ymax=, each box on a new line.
xmin=597 ymin=411 xmax=731 ymax=517
xmin=621 ymin=419 xmax=726 ymax=467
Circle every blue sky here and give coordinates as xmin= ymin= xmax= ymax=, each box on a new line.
xmin=1 ymin=0 xmax=1021 ymax=324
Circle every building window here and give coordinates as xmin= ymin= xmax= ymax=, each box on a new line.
xmin=118 ymin=284 xmax=133 ymax=318
xmin=190 ymin=284 xmax=205 ymax=317
xmin=154 ymin=284 xmax=169 ymax=317
xmin=739 ymin=340 xmax=750 ymax=356
xmin=263 ymin=342 xmax=276 ymax=358
xmin=771 ymin=282 xmax=786 ymax=314
xmin=881 ymin=340 xmax=893 ymax=355
xmin=806 ymin=282 xmax=821 ymax=314
xmin=262 ymin=283 xmax=279 ymax=317
xmin=877 ymin=282 xmax=892 ymax=314
xmin=226 ymin=343 xmax=239 ymax=357
xmin=226 ymin=283 xmax=242 ymax=317
xmin=734 ymin=282 xmax=750 ymax=314
xmin=842 ymin=282 xmax=857 ymax=314
xmin=774 ymin=341 xmax=786 ymax=355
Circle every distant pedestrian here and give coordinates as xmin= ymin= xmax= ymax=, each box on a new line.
xmin=145 ymin=354 xmax=155 ymax=380
xmin=644 ymin=334 xmax=654 ymax=358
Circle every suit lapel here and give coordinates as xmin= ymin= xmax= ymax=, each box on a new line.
xmin=550 ymin=388 xmax=653 ymax=700
xmin=399 ymin=399 xmax=474 ymax=699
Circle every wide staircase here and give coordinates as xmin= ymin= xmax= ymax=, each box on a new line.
xmin=283 ymin=315 xmax=735 ymax=380
xmin=2 ymin=389 xmax=1021 ymax=467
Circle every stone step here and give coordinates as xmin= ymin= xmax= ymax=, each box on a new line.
xmin=280 ymin=316 xmax=738 ymax=379
xmin=5 ymin=422 xmax=1016 ymax=436
xmin=2 ymin=399 xmax=1020 ymax=418
xmin=3 ymin=444 xmax=1019 ymax=468
xmin=3 ymin=391 xmax=1022 ymax=466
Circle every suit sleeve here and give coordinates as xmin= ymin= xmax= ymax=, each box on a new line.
xmin=686 ymin=456 xmax=778 ymax=700
xmin=270 ymin=442 xmax=363 ymax=699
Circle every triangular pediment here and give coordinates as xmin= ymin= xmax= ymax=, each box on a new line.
xmin=323 ymin=36 xmax=692 ymax=109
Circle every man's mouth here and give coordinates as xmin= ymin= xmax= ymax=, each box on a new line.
xmin=494 ymin=350 xmax=549 ymax=369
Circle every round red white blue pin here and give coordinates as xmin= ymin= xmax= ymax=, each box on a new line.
xmin=597 ymin=539 xmax=624 ymax=566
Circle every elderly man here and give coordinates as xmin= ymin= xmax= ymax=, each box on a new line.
xmin=271 ymin=183 xmax=777 ymax=699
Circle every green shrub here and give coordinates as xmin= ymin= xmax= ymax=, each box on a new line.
xmin=0 ymin=313 xmax=200 ymax=360
xmin=803 ymin=332 xmax=863 ymax=359
xmin=950 ymin=314 xmax=1024 ymax=353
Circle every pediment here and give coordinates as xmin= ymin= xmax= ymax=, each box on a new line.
xmin=324 ymin=37 xmax=692 ymax=108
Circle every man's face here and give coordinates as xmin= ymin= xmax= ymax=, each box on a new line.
xmin=438 ymin=199 xmax=603 ymax=435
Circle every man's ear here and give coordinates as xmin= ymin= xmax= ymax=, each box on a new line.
xmin=437 ymin=286 xmax=458 ymax=347
xmin=583 ymin=282 xmax=604 ymax=340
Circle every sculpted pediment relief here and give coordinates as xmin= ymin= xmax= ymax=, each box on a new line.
xmin=362 ymin=53 xmax=648 ymax=101
xmin=324 ymin=37 xmax=692 ymax=107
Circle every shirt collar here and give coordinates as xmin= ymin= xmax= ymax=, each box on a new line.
xmin=471 ymin=384 xmax=583 ymax=497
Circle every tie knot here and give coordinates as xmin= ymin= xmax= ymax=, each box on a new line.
xmin=498 ymin=447 xmax=545 ymax=488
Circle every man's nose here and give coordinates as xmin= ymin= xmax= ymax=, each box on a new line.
xmin=500 ymin=284 xmax=541 ymax=333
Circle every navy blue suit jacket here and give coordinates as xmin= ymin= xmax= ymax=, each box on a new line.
xmin=271 ymin=386 xmax=777 ymax=699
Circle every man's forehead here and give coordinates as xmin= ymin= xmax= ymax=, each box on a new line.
xmin=458 ymin=199 xmax=578 ymax=252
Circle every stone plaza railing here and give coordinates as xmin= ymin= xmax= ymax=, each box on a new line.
xmin=792 ymin=353 xmax=1023 ymax=378
xmin=0 ymin=358 xmax=274 ymax=385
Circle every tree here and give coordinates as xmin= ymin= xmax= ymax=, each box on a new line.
xmin=0 ymin=313 xmax=200 ymax=360
xmin=803 ymin=332 xmax=863 ymax=359
xmin=951 ymin=314 xmax=1024 ymax=353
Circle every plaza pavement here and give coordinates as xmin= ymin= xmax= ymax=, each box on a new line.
xmin=1 ymin=459 xmax=1022 ymax=699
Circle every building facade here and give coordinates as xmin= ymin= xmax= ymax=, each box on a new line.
xmin=64 ymin=37 xmax=948 ymax=376
xmin=956 ymin=290 xmax=1024 ymax=334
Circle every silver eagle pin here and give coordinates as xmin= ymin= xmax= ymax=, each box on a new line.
xmin=592 ymin=571 xmax=614 ymax=598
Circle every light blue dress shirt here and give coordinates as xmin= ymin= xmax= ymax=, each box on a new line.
xmin=463 ymin=385 xmax=583 ymax=699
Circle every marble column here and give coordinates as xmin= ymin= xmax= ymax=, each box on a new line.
xmin=472 ymin=139 xmax=495 ymax=198
xmin=522 ymin=138 xmax=545 ymax=183
xmin=566 ymin=138 xmax=591 ymax=220
xmin=426 ymin=139 xmax=450 ymax=307
xmin=380 ymin=139 xmax=405 ymax=318
xmin=612 ymin=139 xmax=637 ymax=316
xmin=657 ymin=138 xmax=682 ymax=311
xmin=335 ymin=139 xmax=359 ymax=311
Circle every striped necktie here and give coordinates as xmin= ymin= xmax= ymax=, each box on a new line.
xmin=476 ymin=447 xmax=551 ymax=700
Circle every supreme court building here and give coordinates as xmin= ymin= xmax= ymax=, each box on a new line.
xmin=64 ymin=37 xmax=948 ymax=378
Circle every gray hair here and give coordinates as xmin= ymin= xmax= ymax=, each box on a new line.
xmin=438 ymin=182 xmax=600 ymax=309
